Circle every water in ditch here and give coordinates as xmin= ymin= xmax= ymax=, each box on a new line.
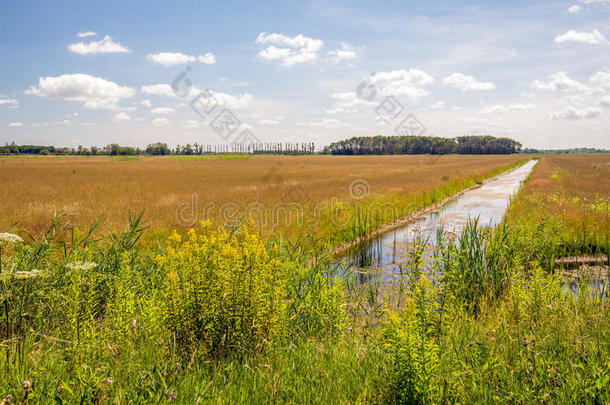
xmin=344 ymin=159 xmax=539 ymax=283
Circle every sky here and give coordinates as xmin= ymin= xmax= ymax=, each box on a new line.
xmin=1 ymin=0 xmax=610 ymax=150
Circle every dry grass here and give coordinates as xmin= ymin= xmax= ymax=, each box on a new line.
xmin=0 ymin=154 xmax=524 ymax=241
xmin=507 ymin=154 xmax=610 ymax=251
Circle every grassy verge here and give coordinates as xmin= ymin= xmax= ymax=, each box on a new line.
xmin=1 ymin=211 xmax=609 ymax=403
xmin=506 ymin=155 xmax=609 ymax=267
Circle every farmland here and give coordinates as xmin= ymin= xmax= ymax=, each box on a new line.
xmin=0 ymin=154 xmax=609 ymax=403
xmin=0 ymin=154 xmax=524 ymax=244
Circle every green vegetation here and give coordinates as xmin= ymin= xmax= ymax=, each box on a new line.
xmin=326 ymin=135 xmax=522 ymax=155
xmin=0 ymin=155 xmax=608 ymax=403
xmin=0 ymin=206 xmax=608 ymax=402
xmin=170 ymin=155 xmax=251 ymax=161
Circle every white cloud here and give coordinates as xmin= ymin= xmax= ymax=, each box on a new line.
xmin=531 ymin=71 xmax=588 ymax=92
xmin=568 ymin=5 xmax=582 ymax=12
xmin=146 ymin=51 xmax=217 ymax=66
xmin=0 ymin=95 xmax=18 ymax=107
xmin=140 ymin=99 xmax=151 ymax=107
xmin=141 ymin=84 xmax=176 ymax=97
xmin=258 ymin=119 xmax=281 ymax=125
xmin=481 ymin=103 xmax=537 ymax=114
xmin=553 ymin=29 xmax=608 ymax=45
xmin=429 ymin=101 xmax=447 ymax=109
xmin=598 ymin=95 xmax=610 ymax=107
xmin=183 ymin=119 xmax=203 ymax=128
xmin=147 ymin=52 xmax=194 ymax=66
xmin=256 ymin=32 xmax=323 ymax=66
xmin=589 ymin=70 xmax=610 ymax=88
xmin=151 ymin=118 xmax=169 ymax=127
xmin=551 ymin=106 xmax=602 ymax=119
xmin=25 ymin=73 xmax=135 ymax=110
xmin=326 ymin=91 xmax=376 ymax=114
xmin=442 ymin=73 xmax=495 ymax=91
xmin=112 ymin=112 xmax=131 ymax=122
xmin=77 ymin=31 xmax=96 ymax=38
xmin=8 ymin=122 xmax=22 ymax=127
xmin=140 ymin=84 xmax=253 ymax=110
xmin=68 ymin=35 xmax=130 ymax=54
xmin=151 ymin=107 xmax=175 ymax=114
xmin=307 ymin=118 xmax=356 ymax=129
xmin=198 ymin=52 xmax=217 ymax=65
xmin=372 ymin=69 xmax=435 ymax=100
xmin=32 ymin=120 xmax=72 ymax=127
xmin=210 ymin=91 xmax=254 ymax=110
xmin=327 ymin=43 xmax=356 ymax=61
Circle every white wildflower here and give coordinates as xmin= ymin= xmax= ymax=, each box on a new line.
xmin=0 ymin=269 xmax=46 ymax=281
xmin=0 ymin=232 xmax=24 ymax=245
xmin=66 ymin=261 xmax=98 ymax=270
xmin=13 ymin=269 xmax=46 ymax=279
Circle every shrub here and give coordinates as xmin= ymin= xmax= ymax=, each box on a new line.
xmin=161 ymin=223 xmax=287 ymax=358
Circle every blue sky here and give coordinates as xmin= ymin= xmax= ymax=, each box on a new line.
xmin=1 ymin=0 xmax=610 ymax=149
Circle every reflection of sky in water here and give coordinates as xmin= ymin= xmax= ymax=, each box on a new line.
xmin=347 ymin=160 xmax=538 ymax=279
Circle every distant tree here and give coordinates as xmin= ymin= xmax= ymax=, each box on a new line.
xmin=146 ymin=142 xmax=170 ymax=155
xmin=327 ymin=135 xmax=522 ymax=155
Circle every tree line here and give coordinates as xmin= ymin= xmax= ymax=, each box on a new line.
xmin=324 ymin=135 xmax=522 ymax=155
xmin=0 ymin=142 xmax=316 ymax=156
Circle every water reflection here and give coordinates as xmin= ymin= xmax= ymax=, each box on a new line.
xmin=343 ymin=159 xmax=539 ymax=281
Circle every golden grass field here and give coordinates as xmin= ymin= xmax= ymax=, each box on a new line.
xmin=507 ymin=154 xmax=610 ymax=248
xmin=0 ymin=154 xmax=525 ymax=241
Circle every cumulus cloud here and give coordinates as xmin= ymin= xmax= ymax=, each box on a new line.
xmin=210 ymin=91 xmax=254 ymax=110
xmin=531 ymin=71 xmax=588 ymax=92
xmin=146 ymin=51 xmax=217 ymax=66
xmin=326 ymin=92 xmax=373 ymax=114
xmin=198 ymin=52 xmax=217 ymax=65
xmin=8 ymin=122 xmax=22 ymax=127
xmin=140 ymin=84 xmax=253 ymax=110
xmin=326 ymin=70 xmax=434 ymax=113
xmin=25 ymin=73 xmax=135 ymax=110
xmin=442 ymin=73 xmax=495 ymax=91
xmin=327 ymin=43 xmax=356 ymax=61
xmin=147 ymin=52 xmax=194 ymax=66
xmin=568 ymin=5 xmax=583 ymax=12
xmin=256 ymin=32 xmax=323 ymax=66
xmin=481 ymin=103 xmax=537 ymax=114
xmin=151 ymin=107 xmax=175 ymax=114
xmin=0 ymin=95 xmax=18 ymax=107
xmin=141 ymin=84 xmax=176 ymax=97
xmin=140 ymin=99 xmax=152 ymax=107
xmin=151 ymin=118 xmax=169 ymax=127
xmin=372 ymin=69 xmax=435 ymax=100
xmin=68 ymin=35 xmax=130 ymax=54
xmin=589 ymin=70 xmax=610 ymax=88
xmin=112 ymin=112 xmax=131 ymax=122
xmin=77 ymin=31 xmax=96 ymax=38
xmin=553 ymin=29 xmax=608 ymax=45
xmin=551 ymin=106 xmax=602 ymax=119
